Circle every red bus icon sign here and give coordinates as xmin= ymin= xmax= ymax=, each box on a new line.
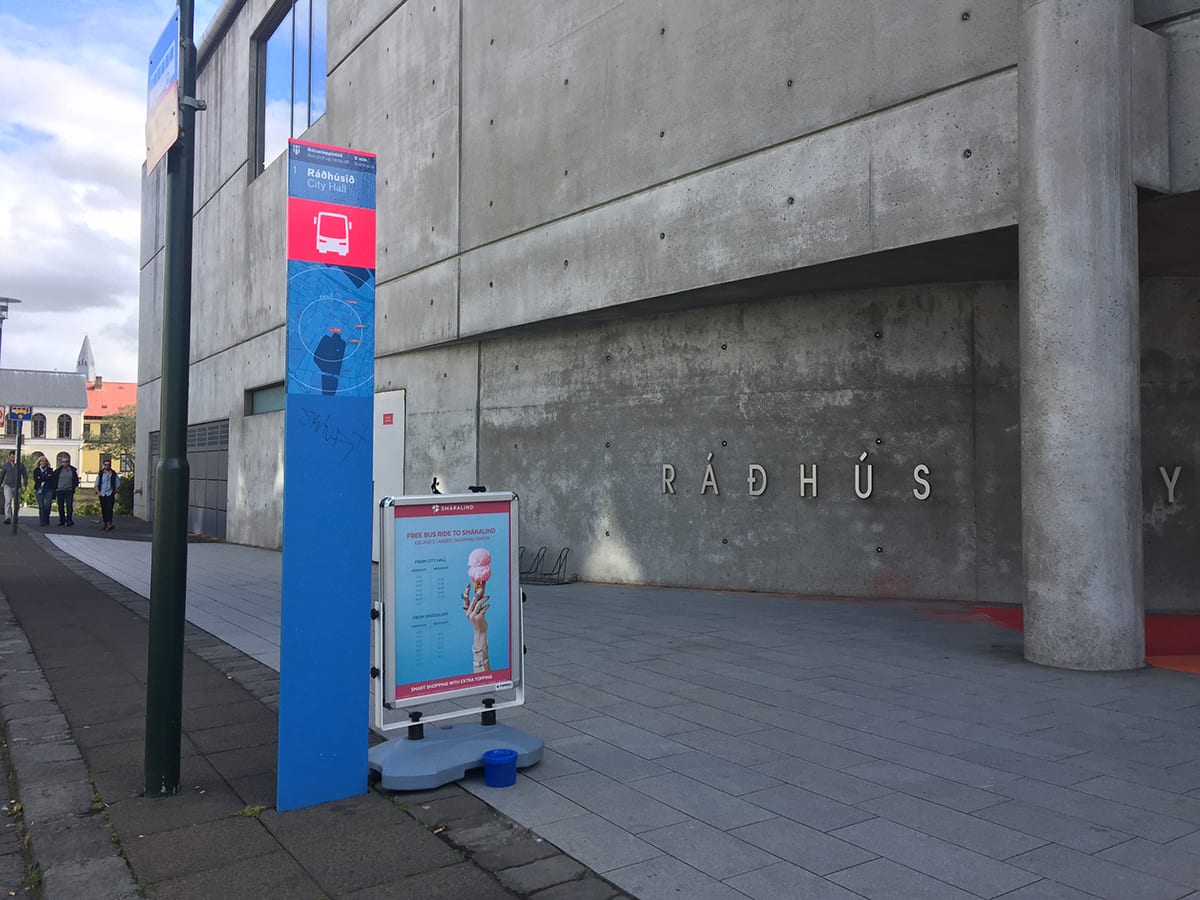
xmin=314 ymin=211 xmax=351 ymax=256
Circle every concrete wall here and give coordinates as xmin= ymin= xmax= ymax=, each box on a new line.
xmin=138 ymin=2 xmax=1200 ymax=601
xmin=1142 ymin=279 xmax=1200 ymax=610
xmin=474 ymin=284 xmax=982 ymax=600
xmin=133 ymin=378 xmax=158 ymax=521
xmin=324 ymin=0 xmax=461 ymax=279
xmin=1162 ymin=13 xmax=1200 ymax=191
xmin=377 ymin=278 xmax=1197 ymax=609
xmin=316 ymin=0 xmax=1024 ymax=347
xmin=458 ymin=0 xmax=1017 ymax=247
xmin=378 ymin=342 xmax=479 ymax=501
xmin=972 ymin=288 xmax=1022 ymax=607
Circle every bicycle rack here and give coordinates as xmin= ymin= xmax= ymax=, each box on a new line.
xmin=521 ymin=547 xmax=572 ymax=585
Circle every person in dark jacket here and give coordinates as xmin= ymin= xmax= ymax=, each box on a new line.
xmin=51 ymin=453 xmax=80 ymax=526
xmin=1 ymin=450 xmax=27 ymax=524
xmin=32 ymin=455 xmax=55 ymax=526
xmin=94 ymin=458 xmax=119 ymax=531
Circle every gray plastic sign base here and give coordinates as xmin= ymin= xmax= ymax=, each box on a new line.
xmin=368 ymin=722 xmax=544 ymax=791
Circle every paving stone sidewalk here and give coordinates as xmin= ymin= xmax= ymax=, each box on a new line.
xmin=0 ymin=530 xmax=630 ymax=900
xmin=12 ymin=514 xmax=1200 ymax=899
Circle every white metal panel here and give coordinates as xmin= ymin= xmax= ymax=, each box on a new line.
xmin=372 ymin=388 xmax=406 ymax=562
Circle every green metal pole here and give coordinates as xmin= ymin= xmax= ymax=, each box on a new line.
xmin=11 ymin=428 xmax=21 ymax=535
xmin=145 ymin=0 xmax=198 ymax=798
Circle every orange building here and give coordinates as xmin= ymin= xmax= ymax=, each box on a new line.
xmin=77 ymin=337 xmax=136 ymax=479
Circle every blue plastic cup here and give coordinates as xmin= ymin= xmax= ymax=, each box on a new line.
xmin=483 ymin=748 xmax=518 ymax=787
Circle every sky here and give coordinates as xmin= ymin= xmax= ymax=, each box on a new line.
xmin=0 ymin=0 xmax=220 ymax=383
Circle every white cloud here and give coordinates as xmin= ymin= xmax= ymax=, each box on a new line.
xmin=0 ymin=1 xmax=220 ymax=382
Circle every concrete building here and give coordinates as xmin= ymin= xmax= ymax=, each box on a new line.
xmin=139 ymin=0 xmax=1200 ymax=669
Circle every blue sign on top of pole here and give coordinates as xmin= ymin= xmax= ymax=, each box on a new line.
xmin=147 ymin=10 xmax=179 ymax=108
xmin=145 ymin=8 xmax=180 ymax=172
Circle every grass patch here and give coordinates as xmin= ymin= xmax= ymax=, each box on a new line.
xmin=235 ymin=804 xmax=266 ymax=818
xmin=24 ymin=863 xmax=43 ymax=889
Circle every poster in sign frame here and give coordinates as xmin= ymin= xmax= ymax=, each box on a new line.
xmin=373 ymin=492 xmax=524 ymax=733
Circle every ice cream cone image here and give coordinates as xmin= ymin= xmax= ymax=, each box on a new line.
xmin=467 ymin=548 xmax=492 ymax=597
xmin=464 ymin=549 xmax=492 ymax=672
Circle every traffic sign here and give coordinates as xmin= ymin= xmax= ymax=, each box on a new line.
xmin=146 ymin=8 xmax=181 ymax=172
xmin=8 ymin=405 xmax=32 ymax=421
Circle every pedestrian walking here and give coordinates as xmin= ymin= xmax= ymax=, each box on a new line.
xmin=95 ymin=459 xmax=119 ymax=531
xmin=51 ymin=453 xmax=79 ymax=527
xmin=2 ymin=451 xmax=27 ymax=524
xmin=33 ymin=456 xmax=54 ymax=526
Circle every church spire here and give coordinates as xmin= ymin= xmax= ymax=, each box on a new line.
xmin=76 ymin=335 xmax=95 ymax=382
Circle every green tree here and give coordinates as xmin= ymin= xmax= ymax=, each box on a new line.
xmin=20 ymin=453 xmax=38 ymax=508
xmin=83 ymin=404 xmax=136 ymax=473
xmin=117 ymin=475 xmax=134 ymax=516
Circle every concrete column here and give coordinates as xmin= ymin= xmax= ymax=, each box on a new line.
xmin=1019 ymin=0 xmax=1143 ymax=670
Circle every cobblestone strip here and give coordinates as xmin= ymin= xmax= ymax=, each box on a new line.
xmin=0 ymin=593 xmax=140 ymax=900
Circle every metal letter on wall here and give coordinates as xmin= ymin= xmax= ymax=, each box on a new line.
xmin=278 ymin=139 xmax=377 ymax=811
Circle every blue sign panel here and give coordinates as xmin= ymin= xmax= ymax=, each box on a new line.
xmin=147 ymin=10 xmax=180 ymax=110
xmin=278 ymin=139 xmax=377 ymax=812
xmin=145 ymin=8 xmax=180 ymax=171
